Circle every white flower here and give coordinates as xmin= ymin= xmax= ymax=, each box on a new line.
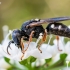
xmin=30 ymin=43 xmax=52 ymax=59
xmin=0 ymin=58 xmax=11 ymax=69
xmin=65 ymin=41 xmax=70 ymax=54
xmin=51 ymin=36 xmax=70 ymax=63
xmin=31 ymin=59 xmax=45 ymax=67
xmin=1 ymin=31 xmax=52 ymax=61
xmin=7 ymin=42 xmax=52 ymax=61
xmin=1 ymin=30 xmax=65 ymax=62
xmin=1 ymin=26 xmax=70 ymax=67
xmin=50 ymin=36 xmax=66 ymax=64
xmin=65 ymin=41 xmax=70 ymax=61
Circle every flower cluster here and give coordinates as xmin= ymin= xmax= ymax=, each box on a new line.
xmin=0 ymin=25 xmax=70 ymax=69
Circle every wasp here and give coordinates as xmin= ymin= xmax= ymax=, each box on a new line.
xmin=7 ymin=17 xmax=70 ymax=59
xmin=7 ymin=19 xmax=45 ymax=58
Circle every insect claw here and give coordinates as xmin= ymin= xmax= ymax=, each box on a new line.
xmin=38 ymin=46 xmax=42 ymax=53
xmin=7 ymin=46 xmax=11 ymax=55
xmin=40 ymin=50 xmax=42 ymax=53
xmin=7 ymin=40 xmax=14 ymax=55
xmin=37 ymin=44 xmax=42 ymax=53
xmin=20 ymin=50 xmax=25 ymax=60
xmin=21 ymin=54 xmax=24 ymax=60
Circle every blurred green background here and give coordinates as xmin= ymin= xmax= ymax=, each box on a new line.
xmin=0 ymin=0 xmax=70 ymax=42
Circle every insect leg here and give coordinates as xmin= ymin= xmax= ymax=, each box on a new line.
xmin=38 ymin=29 xmax=47 ymax=53
xmin=42 ymin=29 xmax=47 ymax=41
xmin=7 ymin=40 xmax=14 ymax=55
xmin=25 ymin=31 xmax=35 ymax=51
xmin=20 ymin=31 xmax=35 ymax=60
xmin=20 ymin=37 xmax=25 ymax=60
xmin=28 ymin=31 xmax=35 ymax=46
xmin=56 ymin=36 xmax=62 ymax=51
xmin=21 ymin=31 xmax=34 ymax=51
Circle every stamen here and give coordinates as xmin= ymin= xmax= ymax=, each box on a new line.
xmin=36 ymin=36 xmax=42 ymax=44
xmin=4 ymin=30 xmax=12 ymax=41
xmin=66 ymin=61 xmax=69 ymax=69
xmin=2 ymin=25 xmax=9 ymax=39
xmin=47 ymin=35 xmax=52 ymax=46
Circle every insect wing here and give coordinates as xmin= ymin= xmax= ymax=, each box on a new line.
xmin=45 ymin=17 xmax=70 ymax=23
xmin=27 ymin=17 xmax=70 ymax=27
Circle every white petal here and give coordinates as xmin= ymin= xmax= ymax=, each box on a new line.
xmin=66 ymin=54 xmax=70 ymax=61
xmin=53 ymin=36 xmax=65 ymax=51
xmin=0 ymin=58 xmax=11 ymax=69
xmin=31 ymin=59 xmax=45 ymax=67
xmin=51 ymin=53 xmax=60 ymax=64
xmin=65 ymin=41 xmax=70 ymax=54
xmin=10 ymin=42 xmax=37 ymax=61
xmin=62 ymin=67 xmax=70 ymax=70
xmin=31 ymin=44 xmax=52 ymax=59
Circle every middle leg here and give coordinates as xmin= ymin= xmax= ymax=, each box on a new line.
xmin=38 ymin=29 xmax=47 ymax=53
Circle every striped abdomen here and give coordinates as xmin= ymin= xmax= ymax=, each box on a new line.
xmin=46 ymin=23 xmax=70 ymax=38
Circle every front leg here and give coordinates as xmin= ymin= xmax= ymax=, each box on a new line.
xmin=20 ymin=31 xmax=35 ymax=60
xmin=7 ymin=40 xmax=14 ymax=55
xmin=20 ymin=37 xmax=25 ymax=60
xmin=23 ymin=31 xmax=35 ymax=52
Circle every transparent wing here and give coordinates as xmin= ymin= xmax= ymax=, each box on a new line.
xmin=44 ymin=17 xmax=70 ymax=22
xmin=28 ymin=17 xmax=70 ymax=27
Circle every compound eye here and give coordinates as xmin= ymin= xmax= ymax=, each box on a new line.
xmin=12 ymin=29 xmax=21 ymax=45
xmin=51 ymin=24 xmax=55 ymax=28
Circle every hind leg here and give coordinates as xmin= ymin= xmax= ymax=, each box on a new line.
xmin=56 ymin=35 xmax=62 ymax=51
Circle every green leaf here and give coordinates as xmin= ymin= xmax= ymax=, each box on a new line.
xmin=20 ymin=59 xmax=27 ymax=65
xmin=4 ymin=57 xmax=10 ymax=64
xmin=29 ymin=56 xmax=36 ymax=63
xmin=20 ymin=56 xmax=36 ymax=65
xmin=45 ymin=58 xmax=52 ymax=63
xmin=60 ymin=53 xmax=67 ymax=60
xmin=20 ymin=56 xmax=36 ymax=70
